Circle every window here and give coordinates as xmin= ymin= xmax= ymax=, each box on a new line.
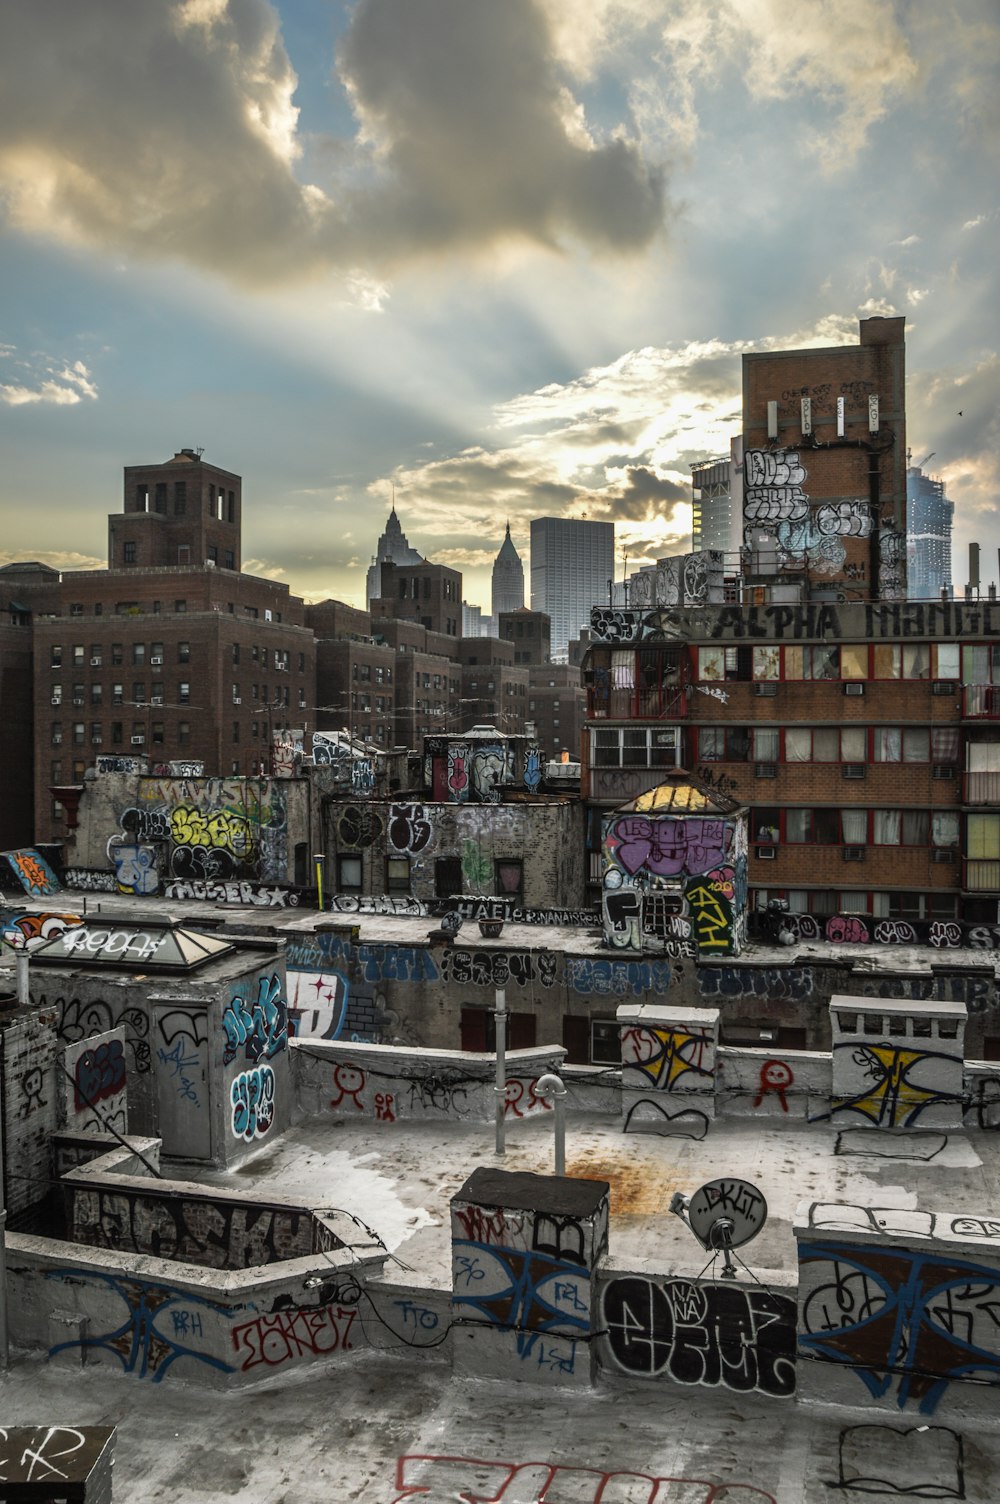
xmin=90 ymin=645 xmax=102 ymax=667
xmin=752 ymin=646 xmax=780 ymax=680
xmin=112 ymin=683 xmax=124 ymax=705
xmin=132 ymin=643 xmax=146 ymax=665
xmin=90 ymin=683 xmax=102 ymax=705
xmin=337 ymin=854 xmax=363 ymax=891
xmin=175 ymin=600 xmax=187 ymax=613
xmin=133 ymin=681 xmax=145 ymax=704
xmin=902 ymin=728 xmax=930 ymax=762
xmin=51 ymin=722 xmax=63 ymax=746
xmin=590 ymin=1019 xmax=622 ymax=1065
xmin=873 ymin=644 xmax=901 ymax=679
xmin=112 ymin=643 xmax=123 ymax=665
xmin=903 ymin=645 xmax=930 ymax=680
xmin=152 ymin=722 xmax=165 ymax=745
xmin=73 ymin=645 xmax=85 ymax=666
xmin=233 ymin=721 xmax=240 ymax=743
xmin=151 ymin=642 xmax=164 ymax=664
xmin=934 ymin=643 xmax=960 ymax=680
xmin=299 ymin=652 xmax=305 ymax=672
xmin=50 ymin=646 xmax=62 ymax=669
xmin=51 ymin=685 xmax=63 ymax=706
xmin=178 ymin=721 xmax=190 ymax=746
xmin=435 ymin=856 xmax=463 ymax=897
xmin=841 ymin=727 xmax=866 ymax=761
xmin=224 ymin=552 xmax=235 ymax=571
xmin=495 ymin=858 xmax=523 ymax=899
xmin=90 ymin=721 xmax=102 ymax=745
xmin=593 ymin=726 xmax=678 ymax=767
xmin=179 ymin=682 xmax=190 ymax=704
xmin=123 ymin=542 xmax=137 ymax=564
xmin=178 ymin=641 xmax=190 ymax=663
xmin=154 ymin=482 xmax=167 ymax=512
xmin=386 ymin=857 xmax=410 ymax=892
xmin=840 ymin=644 xmax=868 ymax=680
xmin=73 ymin=722 xmax=85 ymax=745
xmin=174 ymin=481 xmax=186 ymax=515
xmin=111 ymin=722 xmax=122 ymax=745
xmin=874 ymin=728 xmax=901 ymax=762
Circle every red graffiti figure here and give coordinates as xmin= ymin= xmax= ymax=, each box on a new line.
xmin=329 ymin=1063 xmax=365 ymax=1111
xmin=753 ymin=1059 xmax=793 ymax=1112
xmin=375 ymin=1092 xmax=395 ymax=1122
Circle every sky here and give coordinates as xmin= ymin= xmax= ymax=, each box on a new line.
xmin=0 ymin=0 xmax=997 ymax=610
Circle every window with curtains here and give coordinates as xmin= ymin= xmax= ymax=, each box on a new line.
xmin=841 ymin=644 xmax=868 ymax=680
xmin=754 ymin=807 xmax=781 ymax=842
xmin=611 ymin=651 xmax=634 ymax=690
xmin=933 ymin=727 xmax=960 ymax=762
xmin=841 ymin=809 xmax=867 ymax=844
xmin=785 ymin=728 xmax=840 ymax=762
xmin=753 ymin=728 xmax=779 ymax=761
xmin=753 ymin=645 xmax=780 ymax=680
xmin=932 ymin=812 xmax=960 ymax=847
xmin=783 ymin=646 xmax=839 ymax=679
xmin=903 ymin=729 xmax=930 ymax=761
xmin=873 ymin=810 xmax=900 ymax=844
xmin=902 ymin=645 xmax=931 ymax=679
xmin=873 ymin=644 xmax=901 ymax=679
xmin=785 ymin=809 xmax=841 ymax=843
xmin=968 ymin=814 xmax=1000 ymax=860
xmin=874 ymin=728 xmax=901 ymax=762
xmin=870 ymin=810 xmax=931 ymax=845
xmin=841 ymin=727 xmax=867 ymax=761
xmin=699 ymin=727 xmax=751 ymax=760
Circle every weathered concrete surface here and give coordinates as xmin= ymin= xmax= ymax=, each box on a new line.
xmin=2 ymin=1348 xmax=999 ymax=1502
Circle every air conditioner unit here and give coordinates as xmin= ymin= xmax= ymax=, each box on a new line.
xmin=233 ymin=697 xmax=242 ymax=705
xmin=842 ymin=764 xmax=866 ymax=779
xmin=844 ymin=682 xmax=865 ymax=697
xmin=755 ymin=846 xmax=777 ymax=860
xmin=151 ymin=655 xmax=163 ymax=666
xmin=753 ymin=681 xmax=778 ymax=697
xmin=932 ymin=848 xmax=956 ymax=864
xmin=932 ymin=764 xmax=956 ymax=779
xmin=932 ymin=680 xmax=956 ymax=695
xmin=131 ymin=735 xmax=145 ymax=745
xmin=151 ymin=696 xmax=164 ymax=706
xmin=843 ymin=845 xmax=866 ymax=861
xmin=91 ymin=735 xmax=102 ymax=745
xmin=755 ymin=762 xmax=777 ymax=778
xmin=90 ymin=657 xmax=101 ymax=666
xmin=50 ymin=696 xmax=61 ymax=706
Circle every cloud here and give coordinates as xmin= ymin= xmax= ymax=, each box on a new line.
xmin=0 ymin=352 xmax=97 ymax=406
xmin=0 ymin=0 xmax=665 ymax=287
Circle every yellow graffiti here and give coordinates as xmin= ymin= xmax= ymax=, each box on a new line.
xmin=685 ymin=883 xmax=732 ymax=949
xmin=170 ymin=806 xmax=256 ymax=860
xmin=833 ymin=1043 xmax=948 ymax=1129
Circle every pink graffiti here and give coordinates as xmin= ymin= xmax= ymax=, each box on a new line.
xmin=825 ymin=915 xmax=870 ymax=943
xmin=448 ymin=750 xmax=469 ymax=796
xmin=393 ymin=1454 xmax=779 ymax=1503
xmin=608 ymin=816 xmax=730 ymax=878
xmin=753 ymin=1059 xmax=793 ymax=1112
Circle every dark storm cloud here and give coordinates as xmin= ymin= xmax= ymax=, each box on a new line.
xmin=0 ymin=0 xmax=665 ymax=286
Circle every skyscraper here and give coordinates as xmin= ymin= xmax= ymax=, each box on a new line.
xmin=530 ymin=517 xmax=615 ymax=655
xmin=490 ymin=522 xmax=524 ymax=628
xmin=907 ymin=463 xmax=954 ymax=599
xmin=365 ymin=507 xmax=423 ymax=608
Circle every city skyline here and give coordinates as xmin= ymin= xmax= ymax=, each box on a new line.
xmin=0 ymin=0 xmax=996 ymax=610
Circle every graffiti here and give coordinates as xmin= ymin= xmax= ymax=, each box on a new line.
xmin=879 ymin=527 xmax=907 ymax=601
xmin=0 ymin=1427 xmax=117 ymax=1486
xmin=162 ymin=878 xmax=300 ymax=906
xmin=799 ymin=1241 xmax=1000 ymax=1414
xmin=931 ymin=921 xmax=963 ymax=949
xmin=171 ymin=804 xmax=255 ymax=862
xmin=120 ymin=806 xmax=171 ymax=844
xmin=157 ymin=1039 xmax=202 ymax=1106
xmin=56 ymin=995 xmax=151 ymax=1074
xmin=61 ymin=867 xmax=117 ymax=891
xmin=605 ymin=814 xmax=731 ymax=879
xmin=685 ymin=876 xmax=734 ymax=953
xmin=95 ymin=754 xmax=147 ymax=773
xmin=752 ymin=910 xmax=1000 ymax=952
xmin=836 ymin=1424 xmax=965 ymax=1499
xmin=471 ymin=745 xmax=505 ymax=802
xmin=329 ymin=1063 xmax=366 ymax=1111
xmin=744 ymin=448 xmax=807 ymax=525
xmin=74 ymin=1039 xmax=126 ymax=1110
xmin=391 ymin=1454 xmax=779 ymax=1503
xmin=591 ymin=597 xmax=1000 ymax=646
xmin=336 ymin=805 xmax=384 ymax=848
xmin=1 ymin=910 xmax=81 ymax=950
xmin=503 ymin=1078 xmax=552 ymax=1118
xmin=448 ymin=745 xmax=470 ymax=801
xmin=329 ymin=894 xmax=427 ymax=916
xmin=832 ymin=1042 xmax=963 ymax=1130
xmin=696 ymin=764 xmax=738 ymax=797
xmin=287 ymin=930 xmax=440 ymax=988
xmin=442 ymin=897 xmax=599 ymax=927
xmin=698 ymin=966 xmax=813 ymax=1001
xmin=601 ymin=1276 xmax=795 ymax=1396
xmin=352 ymin=757 xmax=375 ymax=794
xmin=753 ymin=1060 xmax=793 ymax=1112
xmin=394 ymin=1300 xmax=440 ymax=1331
xmin=60 ymin=925 xmax=166 ymax=963
xmin=523 ymin=747 xmax=542 ymax=793
xmin=566 ymin=956 xmax=672 ymax=996
xmin=17 ymin=1066 xmax=47 ymax=1119
xmin=816 ymin=499 xmax=872 ymax=537
xmin=4 ymin=848 xmax=60 ymax=896
xmin=407 ymin=1076 xmax=471 ymax=1118
xmin=441 ymin=947 xmax=558 ymax=989
xmin=375 ymin=1091 xmax=396 ymax=1121
xmin=452 ymin=1239 xmax=590 ymax=1361
xmin=45 ymin=1270 xmax=235 ymax=1381
xmin=287 ymin=970 xmax=347 ymax=1041
xmin=950 ymin=1216 xmax=1000 ymax=1238
xmin=111 ymin=842 xmax=159 ymax=895
xmin=232 ymin=1304 xmax=356 ymax=1370
xmin=622 ymin=1024 xmax=714 ymax=1093
xmin=387 ymin=803 xmax=433 ymax=854
xmin=222 ymin=973 xmax=288 ymax=1065
xmin=970 ymin=1077 xmax=1000 ymax=1131
xmin=230 ymin=1064 xmax=276 ymax=1141
xmin=71 ymin=1184 xmax=324 ymax=1266
xmin=460 ymin=837 xmax=492 ymax=889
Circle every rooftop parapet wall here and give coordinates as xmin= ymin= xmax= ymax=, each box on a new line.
xmin=589 ymin=599 xmax=1000 ymax=646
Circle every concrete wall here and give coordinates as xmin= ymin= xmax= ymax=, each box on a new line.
xmin=796 ymin=1199 xmax=1000 ymax=1424
xmin=1 ymin=1005 xmax=60 ymax=1222
xmin=323 ymin=796 xmax=586 ymax=911
xmin=717 ymin=1046 xmax=831 ymax=1121
xmin=293 ymin=1039 xmax=567 ymax=1124
xmin=618 ymin=1004 xmax=719 ymax=1135
xmin=595 ymin=1259 xmax=798 ymax=1397
xmin=61 ymin=1027 xmax=128 ymax=1136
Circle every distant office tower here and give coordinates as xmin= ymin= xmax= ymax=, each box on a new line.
xmin=530 ymin=518 xmax=615 ymax=655
xmin=491 ymin=523 xmax=525 ymax=628
xmin=366 ymin=506 xmax=423 ymax=608
xmin=691 ymin=453 xmax=736 ymax=554
xmin=907 ymin=464 xmax=954 ymax=599
xmin=462 ymin=602 xmax=490 ymax=637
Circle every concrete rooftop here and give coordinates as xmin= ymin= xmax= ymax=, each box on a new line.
xmin=5 ymin=1106 xmax=1000 ymax=1503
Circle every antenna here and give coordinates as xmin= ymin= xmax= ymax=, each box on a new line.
xmin=670 ymin=1178 xmax=768 ymax=1280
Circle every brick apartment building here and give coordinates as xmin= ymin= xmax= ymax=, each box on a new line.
xmin=4 ymin=451 xmax=315 ymax=848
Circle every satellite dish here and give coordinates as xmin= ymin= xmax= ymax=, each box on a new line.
xmin=670 ymin=1178 xmax=768 ymax=1279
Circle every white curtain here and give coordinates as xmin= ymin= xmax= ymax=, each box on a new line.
xmin=842 ymin=809 xmax=867 ymax=843
xmin=874 ymin=809 xmax=901 ymax=844
xmin=785 ymin=729 xmax=811 ymax=762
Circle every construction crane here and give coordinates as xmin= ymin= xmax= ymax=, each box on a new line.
xmin=906 ymin=448 xmax=936 ymax=468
